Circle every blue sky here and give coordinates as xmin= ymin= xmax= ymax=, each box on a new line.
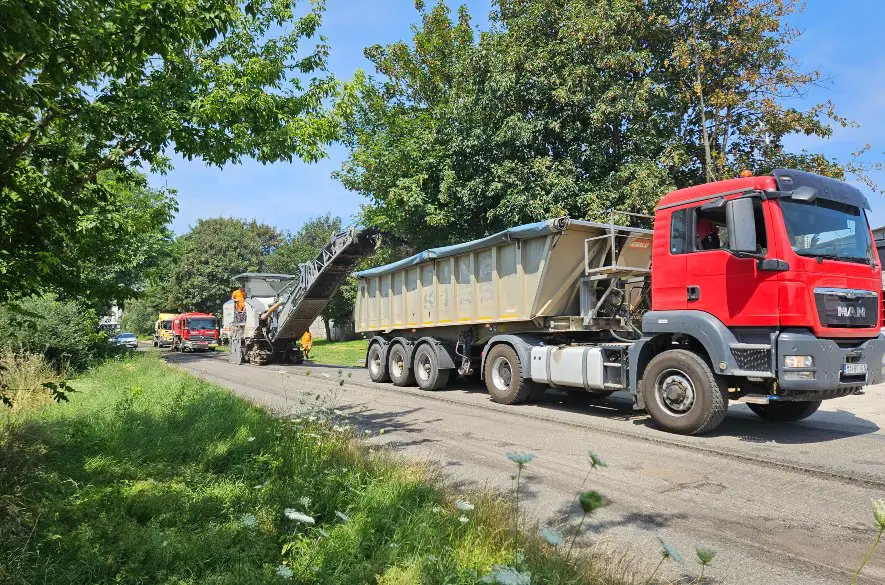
xmin=151 ymin=0 xmax=885 ymax=235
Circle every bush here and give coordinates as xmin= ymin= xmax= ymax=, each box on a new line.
xmin=0 ymin=353 xmax=58 ymax=411
xmin=0 ymin=295 xmax=112 ymax=372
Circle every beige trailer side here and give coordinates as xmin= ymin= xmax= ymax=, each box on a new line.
xmin=355 ymin=219 xmax=652 ymax=333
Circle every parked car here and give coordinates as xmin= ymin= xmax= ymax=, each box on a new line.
xmin=111 ymin=332 xmax=139 ymax=349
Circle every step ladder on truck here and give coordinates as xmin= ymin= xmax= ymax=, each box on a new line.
xmin=223 ymin=226 xmax=380 ymax=366
xmin=354 ymin=169 xmax=885 ymax=435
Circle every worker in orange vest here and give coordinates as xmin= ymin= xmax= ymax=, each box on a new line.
xmin=232 ymin=287 xmax=246 ymax=313
xmin=300 ymin=330 xmax=313 ymax=360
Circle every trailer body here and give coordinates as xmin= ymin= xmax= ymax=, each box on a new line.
xmin=355 ymin=169 xmax=885 ymax=435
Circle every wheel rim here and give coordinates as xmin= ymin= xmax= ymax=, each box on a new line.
xmin=416 ymin=352 xmax=432 ymax=383
xmin=390 ymin=348 xmax=404 ymax=378
xmin=491 ymin=356 xmax=513 ymax=392
xmin=369 ymin=348 xmax=382 ymax=375
xmin=654 ymin=368 xmax=696 ymax=416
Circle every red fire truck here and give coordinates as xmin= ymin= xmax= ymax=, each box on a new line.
xmin=171 ymin=312 xmax=219 ymax=352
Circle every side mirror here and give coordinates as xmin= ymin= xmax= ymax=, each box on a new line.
xmin=725 ymin=198 xmax=757 ymax=254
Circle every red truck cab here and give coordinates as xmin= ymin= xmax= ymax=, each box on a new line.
xmin=631 ymin=169 xmax=885 ymax=432
xmin=171 ymin=312 xmax=219 ymax=352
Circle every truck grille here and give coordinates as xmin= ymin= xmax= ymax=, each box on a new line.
xmin=814 ymin=288 xmax=878 ymax=328
xmin=187 ymin=335 xmax=215 ymax=342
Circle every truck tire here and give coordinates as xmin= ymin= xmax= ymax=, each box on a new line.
xmin=747 ymin=400 xmax=821 ymax=422
xmin=367 ymin=343 xmax=389 ymax=383
xmin=641 ymin=349 xmax=728 ymax=435
xmin=414 ymin=344 xmax=450 ymax=391
xmin=484 ymin=344 xmax=543 ymax=405
xmin=388 ymin=343 xmax=415 ymax=386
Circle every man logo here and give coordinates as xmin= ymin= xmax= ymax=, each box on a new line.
xmin=837 ymin=305 xmax=866 ymax=319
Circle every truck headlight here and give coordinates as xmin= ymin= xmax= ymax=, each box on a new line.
xmin=784 ymin=355 xmax=814 ymax=368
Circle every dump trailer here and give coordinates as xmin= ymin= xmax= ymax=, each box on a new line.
xmin=355 ymin=169 xmax=885 ymax=435
xmin=224 ymin=227 xmax=380 ymax=365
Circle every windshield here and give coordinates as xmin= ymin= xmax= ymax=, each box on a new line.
xmin=779 ymin=198 xmax=872 ymax=262
xmin=186 ymin=318 xmax=216 ymax=330
xmin=161 ymin=320 xmax=172 ymax=329
xmin=118 ymin=334 xmax=135 ymax=339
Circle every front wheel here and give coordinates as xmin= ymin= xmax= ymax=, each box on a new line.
xmin=748 ymin=400 xmax=821 ymax=422
xmin=641 ymin=349 xmax=729 ymax=435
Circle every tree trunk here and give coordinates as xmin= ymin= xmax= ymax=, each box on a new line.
xmin=323 ymin=317 xmax=332 ymax=341
xmin=692 ymin=19 xmax=714 ymax=183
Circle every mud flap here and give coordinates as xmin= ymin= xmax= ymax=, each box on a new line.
xmin=230 ymin=327 xmax=244 ymax=365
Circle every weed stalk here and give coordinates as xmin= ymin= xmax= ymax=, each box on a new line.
xmin=851 ymin=527 xmax=883 ymax=585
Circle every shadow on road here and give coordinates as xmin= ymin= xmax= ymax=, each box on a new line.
xmin=433 ymin=378 xmax=881 ymax=445
xmin=163 ymin=349 xmax=880 ymax=445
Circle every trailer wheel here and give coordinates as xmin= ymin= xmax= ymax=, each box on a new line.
xmin=484 ymin=344 xmax=543 ymax=405
xmin=748 ymin=400 xmax=821 ymax=422
xmin=388 ymin=344 xmax=415 ymax=386
xmin=367 ymin=343 xmax=390 ymax=382
xmin=641 ymin=349 xmax=728 ymax=435
xmin=414 ymin=344 xmax=450 ymax=391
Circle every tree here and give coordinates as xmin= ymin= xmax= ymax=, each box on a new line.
xmin=339 ymin=0 xmax=880 ymax=250
xmin=1 ymin=0 xmax=358 ymax=303
xmin=71 ymin=170 xmax=176 ymax=308
xmin=168 ymin=218 xmax=284 ymax=314
xmin=119 ymin=297 xmax=158 ymax=337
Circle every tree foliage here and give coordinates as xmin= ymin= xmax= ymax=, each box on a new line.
xmin=340 ymin=0 xmax=880 ymax=249
xmin=168 ymin=218 xmax=285 ymax=314
xmin=1 ymin=0 xmax=355 ymax=303
xmin=120 ymin=297 xmax=159 ymax=337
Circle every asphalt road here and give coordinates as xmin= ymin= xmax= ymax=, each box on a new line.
xmin=162 ymin=348 xmax=885 ymax=585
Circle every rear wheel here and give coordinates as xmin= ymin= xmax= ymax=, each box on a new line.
xmin=748 ymin=400 xmax=821 ymax=422
xmin=367 ymin=343 xmax=390 ymax=382
xmin=483 ymin=344 xmax=543 ymax=405
xmin=641 ymin=349 xmax=728 ymax=435
xmin=414 ymin=344 xmax=450 ymax=391
xmin=388 ymin=344 xmax=415 ymax=387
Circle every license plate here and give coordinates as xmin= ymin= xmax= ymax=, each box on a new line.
xmin=843 ymin=363 xmax=868 ymax=376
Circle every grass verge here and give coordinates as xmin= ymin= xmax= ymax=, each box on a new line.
xmin=308 ymin=338 xmax=367 ymax=367
xmin=0 ymin=353 xmax=631 ymax=585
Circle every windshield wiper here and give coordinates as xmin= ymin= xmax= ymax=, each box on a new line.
xmin=796 ymin=251 xmax=870 ymax=265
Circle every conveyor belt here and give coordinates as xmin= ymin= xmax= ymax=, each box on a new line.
xmin=269 ymin=227 xmax=379 ymax=342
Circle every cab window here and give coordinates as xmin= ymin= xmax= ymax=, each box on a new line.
xmin=684 ymin=199 xmax=768 ymax=254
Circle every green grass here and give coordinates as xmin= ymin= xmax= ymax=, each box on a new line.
xmin=0 ymin=353 xmax=630 ymax=585
xmin=308 ymin=338 xmax=368 ymax=367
